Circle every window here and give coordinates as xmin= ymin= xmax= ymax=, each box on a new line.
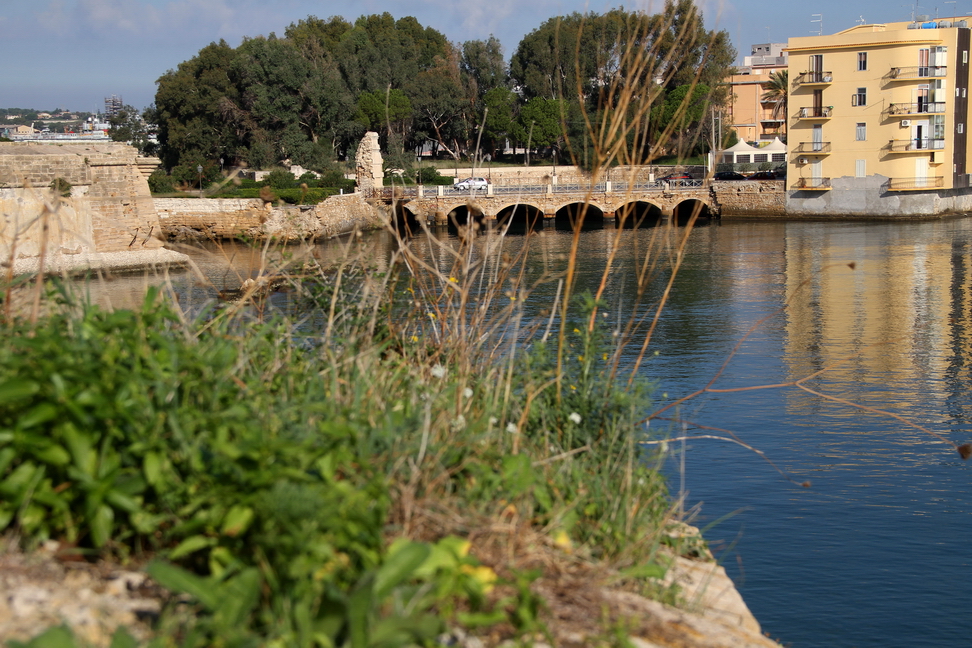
xmin=965 ymin=50 xmax=969 ymax=64
xmin=771 ymin=153 xmax=786 ymax=162
xmin=852 ymin=88 xmax=867 ymax=106
xmin=858 ymin=52 xmax=867 ymax=71
xmin=856 ymin=123 xmax=866 ymax=141
xmin=737 ymin=154 xmax=751 ymax=163
xmin=856 ymin=160 xmax=866 ymax=178
xmin=959 ymin=123 xmax=965 ymax=134
xmin=754 ymin=153 xmax=768 ymax=163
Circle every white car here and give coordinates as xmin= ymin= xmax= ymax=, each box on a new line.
xmin=455 ymin=177 xmax=489 ymax=191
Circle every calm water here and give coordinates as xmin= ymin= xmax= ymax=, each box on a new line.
xmin=95 ymin=219 xmax=972 ymax=647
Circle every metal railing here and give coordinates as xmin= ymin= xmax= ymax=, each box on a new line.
xmin=382 ymin=177 xmax=709 ymax=199
xmin=887 ymin=65 xmax=947 ymax=80
xmin=885 ymin=138 xmax=946 ymax=152
xmin=795 ymin=71 xmax=833 ymax=85
xmin=793 ymin=142 xmax=833 ymax=154
xmin=796 ymin=106 xmax=833 ymax=119
xmin=886 ymin=176 xmax=945 ymax=190
xmin=791 ymin=177 xmax=832 ymax=190
xmin=887 ymin=101 xmax=946 ymax=115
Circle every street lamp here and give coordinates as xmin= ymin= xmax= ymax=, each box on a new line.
xmin=197 ymin=164 xmax=203 ymax=196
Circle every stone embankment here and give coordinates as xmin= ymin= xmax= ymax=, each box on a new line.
xmin=155 ymin=193 xmax=384 ymax=242
xmin=0 ymin=142 xmax=188 ymax=274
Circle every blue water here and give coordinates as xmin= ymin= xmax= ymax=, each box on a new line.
xmin=624 ymin=219 xmax=972 ymax=647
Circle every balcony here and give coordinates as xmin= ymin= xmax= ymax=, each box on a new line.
xmin=796 ymin=106 xmax=833 ymax=120
xmin=886 ymin=176 xmax=945 ymax=190
xmin=791 ymin=177 xmax=832 ymax=190
xmin=884 ymin=138 xmax=946 ymax=153
xmin=793 ymin=142 xmax=832 ymax=155
xmin=886 ymin=101 xmax=946 ymax=116
xmin=795 ymin=71 xmax=833 ymax=86
xmin=886 ymin=65 xmax=947 ymax=80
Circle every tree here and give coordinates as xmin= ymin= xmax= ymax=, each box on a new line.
xmin=410 ymin=49 xmax=468 ymax=161
xmin=761 ymin=69 xmax=788 ymax=141
xmin=108 ymin=104 xmax=155 ymax=155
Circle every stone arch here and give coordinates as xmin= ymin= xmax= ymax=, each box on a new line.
xmin=555 ymin=202 xmax=604 ymax=231
xmin=496 ymin=203 xmax=544 ymax=234
xmin=673 ymin=199 xmax=711 ymax=226
xmin=393 ymin=201 xmax=420 ymax=235
xmin=615 ymin=201 xmax=663 ymax=228
xmin=447 ymin=203 xmax=486 ymax=236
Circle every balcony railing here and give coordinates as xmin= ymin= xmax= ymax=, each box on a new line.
xmin=795 ymin=71 xmax=833 ymax=85
xmin=886 ymin=101 xmax=946 ymax=116
xmin=796 ymin=106 xmax=833 ymax=119
xmin=885 ymin=138 xmax=946 ymax=152
xmin=793 ymin=142 xmax=833 ymax=154
xmin=791 ymin=177 xmax=832 ymax=190
xmin=886 ymin=176 xmax=945 ymax=190
xmin=887 ymin=65 xmax=947 ymax=80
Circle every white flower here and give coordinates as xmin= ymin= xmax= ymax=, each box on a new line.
xmin=430 ymin=364 xmax=446 ymax=379
xmin=568 ymin=412 xmax=582 ymax=425
xmin=463 ymin=387 xmax=473 ymax=398
xmin=451 ymin=414 xmax=466 ymax=431
xmin=489 ymin=417 xmax=498 ymax=426
xmin=506 ymin=422 xmax=518 ymax=434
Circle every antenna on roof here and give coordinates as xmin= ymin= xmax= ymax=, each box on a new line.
xmin=811 ymin=13 xmax=823 ymax=35
xmin=858 ymin=15 xmax=866 ymax=25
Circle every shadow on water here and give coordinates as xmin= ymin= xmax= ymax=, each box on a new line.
xmin=616 ymin=201 xmax=663 ymax=228
xmin=497 ymin=204 xmax=544 ymax=235
xmin=554 ymin=203 xmax=605 ymax=231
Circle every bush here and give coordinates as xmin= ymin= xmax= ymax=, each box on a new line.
xmin=264 ymin=168 xmax=297 ymax=189
xmin=147 ymin=169 xmax=175 ymax=194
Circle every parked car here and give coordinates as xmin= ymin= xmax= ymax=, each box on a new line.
xmin=713 ymin=171 xmax=746 ymax=181
xmin=455 ymin=177 xmax=489 ymax=191
xmin=748 ymin=170 xmax=780 ymax=180
xmin=658 ymin=172 xmax=693 ymax=182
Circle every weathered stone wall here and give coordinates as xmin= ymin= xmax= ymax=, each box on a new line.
xmin=786 ymin=175 xmax=972 ymax=218
xmin=713 ymin=180 xmax=787 ymax=218
xmin=0 ymin=142 xmax=164 ymax=258
xmin=155 ymin=193 xmax=384 ymax=241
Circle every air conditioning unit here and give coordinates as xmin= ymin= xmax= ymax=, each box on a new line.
xmin=901 ymin=119 xmax=912 ymax=127
xmin=798 ymin=157 xmax=808 ymax=164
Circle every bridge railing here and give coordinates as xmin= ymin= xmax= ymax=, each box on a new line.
xmin=380 ymin=177 xmax=708 ymax=200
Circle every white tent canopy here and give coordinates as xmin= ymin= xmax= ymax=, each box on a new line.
xmin=720 ymin=138 xmax=786 ymax=164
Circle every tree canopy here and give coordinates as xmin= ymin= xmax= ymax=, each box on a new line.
xmin=152 ymin=2 xmax=735 ymax=179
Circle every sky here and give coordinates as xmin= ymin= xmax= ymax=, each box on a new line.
xmin=0 ymin=0 xmax=963 ymax=113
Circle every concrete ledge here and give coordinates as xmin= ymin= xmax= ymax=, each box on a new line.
xmin=10 ymin=248 xmax=190 ymax=276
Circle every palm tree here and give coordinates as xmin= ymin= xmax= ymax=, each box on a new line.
xmin=761 ymin=69 xmax=788 ymax=142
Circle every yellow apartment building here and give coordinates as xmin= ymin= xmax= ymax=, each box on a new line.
xmin=786 ymin=17 xmax=972 ymax=216
xmin=728 ymin=43 xmax=789 ymax=143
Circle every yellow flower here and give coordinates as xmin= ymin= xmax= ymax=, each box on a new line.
xmin=411 ymin=335 xmax=419 ymax=342
xmin=602 ymin=353 xmax=608 ymax=360
xmin=573 ymin=328 xmax=581 ymax=334
xmin=461 ymin=564 xmax=497 ymax=594
xmin=428 ymin=311 xmax=436 ymax=319
xmin=448 ymin=276 xmax=458 ymax=283
xmin=578 ymin=355 xmax=584 ymax=362
xmin=570 ymin=385 xmax=577 ymax=390
xmin=552 ymin=530 xmax=573 ymax=552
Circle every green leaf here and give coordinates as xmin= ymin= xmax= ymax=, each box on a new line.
xmin=32 ymin=443 xmax=71 ymax=467
xmin=146 ymin=560 xmax=220 ymax=610
xmin=9 ymin=624 xmax=77 ymax=648
xmin=109 ymin=627 xmax=138 ymax=648
xmin=220 ymin=505 xmax=254 ymax=537
xmin=169 ymin=534 xmax=217 ymax=560
xmin=214 ymin=568 xmax=261 ymax=627
xmin=374 ymin=541 xmax=430 ymax=599
xmin=0 ymin=380 xmax=40 ymax=405
xmin=143 ymin=451 xmax=162 ymax=486
xmin=501 ymin=454 xmax=533 ymax=497
xmin=620 ymin=562 xmax=668 ymax=579
xmin=90 ymin=504 xmax=114 ymax=547
xmin=19 ymin=403 xmax=59 ymax=430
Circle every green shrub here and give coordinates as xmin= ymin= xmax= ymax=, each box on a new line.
xmin=264 ymin=168 xmax=297 ymax=189
xmin=147 ymin=169 xmax=175 ymax=194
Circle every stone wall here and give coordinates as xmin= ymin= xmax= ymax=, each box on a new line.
xmin=786 ymin=175 xmax=972 ymax=218
xmin=713 ymin=180 xmax=787 ymax=218
xmin=0 ymin=142 xmax=172 ymax=265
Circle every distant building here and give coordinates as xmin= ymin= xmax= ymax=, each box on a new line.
xmin=727 ymin=43 xmax=789 ymax=144
xmin=785 ymin=16 xmax=972 ymax=216
xmin=104 ymin=95 xmax=123 ymax=118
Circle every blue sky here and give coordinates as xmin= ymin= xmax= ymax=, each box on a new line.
xmin=0 ymin=0 xmax=961 ymax=112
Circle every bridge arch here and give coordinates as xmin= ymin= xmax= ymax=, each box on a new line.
xmin=446 ymin=203 xmax=486 ymax=235
xmin=497 ymin=203 xmax=544 ymax=234
xmin=393 ymin=201 xmax=420 ymax=235
xmin=673 ymin=199 xmax=712 ymax=226
xmin=615 ymin=201 xmax=663 ymax=228
xmin=554 ymin=202 xmax=604 ymax=230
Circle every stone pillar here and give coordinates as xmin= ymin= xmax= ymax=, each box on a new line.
xmin=355 ymin=132 xmax=384 ymax=193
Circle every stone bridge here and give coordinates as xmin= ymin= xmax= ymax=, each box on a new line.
xmin=380 ymin=179 xmax=784 ymax=232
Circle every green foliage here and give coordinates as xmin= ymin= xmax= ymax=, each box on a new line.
xmin=264 ymin=168 xmax=297 ymax=189
xmin=48 ymin=178 xmax=71 ymax=197
xmin=147 ymin=170 xmax=175 ymax=194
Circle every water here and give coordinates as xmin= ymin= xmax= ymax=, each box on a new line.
xmin=93 ymin=219 xmax=972 ymax=647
